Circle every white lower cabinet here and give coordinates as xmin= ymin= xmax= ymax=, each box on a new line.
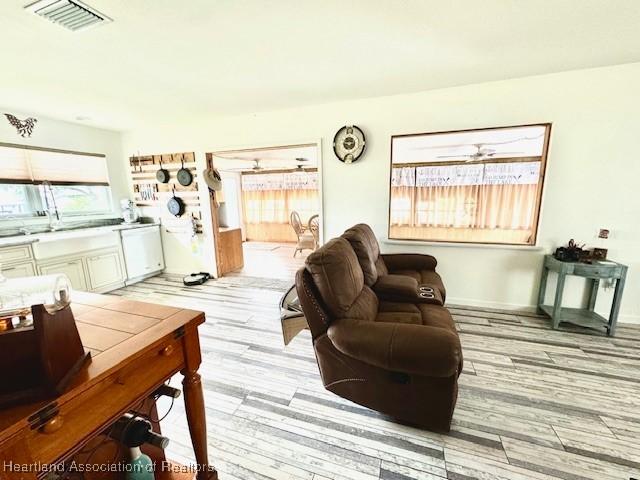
xmin=1 ymin=226 xmax=159 ymax=293
xmin=38 ymin=258 xmax=88 ymax=291
xmin=1 ymin=261 xmax=36 ymax=279
xmin=86 ymin=250 xmax=125 ymax=291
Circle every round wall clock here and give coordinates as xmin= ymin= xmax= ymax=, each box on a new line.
xmin=333 ymin=125 xmax=366 ymax=163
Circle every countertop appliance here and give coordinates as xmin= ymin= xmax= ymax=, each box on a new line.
xmin=120 ymin=225 xmax=165 ymax=283
xmin=121 ymin=198 xmax=140 ymax=224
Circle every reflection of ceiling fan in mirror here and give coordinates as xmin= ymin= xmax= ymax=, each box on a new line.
xmin=295 ymin=158 xmax=309 ymax=171
xmin=438 ymin=144 xmax=523 ymax=162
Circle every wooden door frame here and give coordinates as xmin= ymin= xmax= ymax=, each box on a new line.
xmin=206 ymin=139 xmax=324 ymax=277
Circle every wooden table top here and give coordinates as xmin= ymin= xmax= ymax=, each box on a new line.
xmin=0 ymin=291 xmax=205 ymax=441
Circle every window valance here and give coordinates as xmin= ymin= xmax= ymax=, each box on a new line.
xmin=242 ymin=171 xmax=318 ymax=191
xmin=392 ymin=162 xmax=540 ymax=188
xmin=0 ymin=145 xmax=109 ymax=185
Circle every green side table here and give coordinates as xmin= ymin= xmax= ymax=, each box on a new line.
xmin=537 ymin=254 xmax=628 ymax=336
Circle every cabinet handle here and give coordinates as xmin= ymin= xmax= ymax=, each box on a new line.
xmin=42 ymin=415 xmax=64 ymax=434
xmin=2 ymin=266 xmax=16 ymax=271
xmin=160 ymin=345 xmax=174 ymax=357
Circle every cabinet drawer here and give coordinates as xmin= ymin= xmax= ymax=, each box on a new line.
xmin=25 ymin=334 xmax=184 ymax=465
xmin=0 ymin=245 xmax=33 ymax=264
xmin=86 ymin=250 xmax=125 ymax=291
xmin=1 ymin=261 xmax=36 ymax=278
xmin=572 ymin=264 xmax=621 ymax=279
xmin=38 ymin=258 xmax=88 ymax=291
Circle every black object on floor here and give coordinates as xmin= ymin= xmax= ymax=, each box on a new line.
xmin=183 ymin=272 xmax=212 ymax=286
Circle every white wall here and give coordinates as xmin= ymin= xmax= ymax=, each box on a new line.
xmin=0 ymin=109 xmax=128 ymax=223
xmin=122 ymin=62 xmax=640 ymax=322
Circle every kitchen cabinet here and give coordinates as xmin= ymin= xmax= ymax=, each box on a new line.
xmin=86 ymin=249 xmax=125 ymax=292
xmin=1 ymin=261 xmax=36 ymax=279
xmin=38 ymin=258 xmax=88 ymax=291
xmin=0 ymin=224 xmax=162 ymax=293
xmin=0 ymin=245 xmax=33 ymax=264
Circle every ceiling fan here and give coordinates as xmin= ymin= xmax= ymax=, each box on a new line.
xmin=223 ymin=156 xmax=313 ymax=173
xmin=438 ymin=144 xmax=523 ymax=162
xmin=223 ymin=158 xmax=265 ymax=172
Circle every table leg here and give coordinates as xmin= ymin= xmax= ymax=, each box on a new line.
xmin=552 ymin=272 xmax=566 ymax=329
xmin=181 ymin=326 xmax=218 ymax=480
xmin=608 ymin=267 xmax=627 ymax=337
xmin=537 ymin=266 xmax=549 ymax=314
xmin=587 ymin=279 xmax=600 ymax=311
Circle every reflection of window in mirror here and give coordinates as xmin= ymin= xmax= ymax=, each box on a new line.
xmin=389 ymin=124 xmax=551 ymax=245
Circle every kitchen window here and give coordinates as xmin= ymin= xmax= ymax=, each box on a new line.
xmin=389 ymin=124 xmax=551 ymax=245
xmin=0 ymin=144 xmax=112 ymax=218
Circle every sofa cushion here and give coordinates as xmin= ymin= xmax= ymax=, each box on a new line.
xmin=305 ymin=237 xmax=377 ymax=320
xmin=418 ymin=304 xmax=457 ymax=332
xmin=342 ymin=223 xmax=387 ymax=286
xmin=377 ymin=301 xmax=456 ymax=331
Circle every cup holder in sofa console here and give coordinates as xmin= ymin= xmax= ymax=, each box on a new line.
xmin=419 ymin=291 xmax=435 ymax=299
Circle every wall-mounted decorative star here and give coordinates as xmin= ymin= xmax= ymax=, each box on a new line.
xmin=4 ymin=113 xmax=38 ymax=137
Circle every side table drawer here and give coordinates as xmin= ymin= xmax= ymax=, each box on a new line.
xmin=572 ymin=264 xmax=621 ymax=279
xmin=25 ymin=334 xmax=184 ymax=465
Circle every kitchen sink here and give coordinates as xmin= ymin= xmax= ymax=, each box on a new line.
xmin=0 ymin=220 xmax=124 ymax=239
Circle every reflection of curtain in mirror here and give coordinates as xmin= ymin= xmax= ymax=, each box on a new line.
xmin=390 ymin=186 xmax=413 ymax=225
xmin=390 ymin=163 xmax=540 ymax=241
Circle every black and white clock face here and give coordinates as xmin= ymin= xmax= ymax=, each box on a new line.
xmin=333 ymin=125 xmax=366 ymax=163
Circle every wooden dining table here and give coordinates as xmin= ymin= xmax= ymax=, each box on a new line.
xmin=0 ymin=291 xmax=217 ymax=480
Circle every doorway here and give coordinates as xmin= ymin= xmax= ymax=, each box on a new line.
xmin=207 ymin=143 xmax=322 ymax=280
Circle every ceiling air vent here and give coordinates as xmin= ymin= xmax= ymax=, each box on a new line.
xmin=25 ymin=0 xmax=112 ymax=31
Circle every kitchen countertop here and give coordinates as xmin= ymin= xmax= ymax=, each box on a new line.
xmin=0 ymin=236 xmax=39 ymax=248
xmin=0 ymin=222 xmax=160 ymax=247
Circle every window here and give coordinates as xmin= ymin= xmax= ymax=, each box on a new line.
xmin=0 ymin=184 xmax=112 ymax=218
xmin=0 ymin=144 xmax=112 ymax=218
xmin=0 ymin=184 xmax=34 ymax=216
xmin=240 ymin=170 xmax=320 ymax=242
xmin=389 ymin=124 xmax=551 ymax=245
xmin=241 ymin=171 xmax=319 ymax=224
xmin=44 ymin=185 xmax=112 ymax=216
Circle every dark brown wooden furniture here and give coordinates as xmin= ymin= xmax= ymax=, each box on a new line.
xmin=0 ymin=303 xmax=90 ymax=409
xmin=0 ymin=291 xmax=217 ymax=480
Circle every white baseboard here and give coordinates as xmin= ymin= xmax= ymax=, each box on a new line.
xmin=447 ymin=296 xmax=640 ymax=325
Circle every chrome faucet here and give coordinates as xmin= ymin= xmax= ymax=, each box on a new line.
xmin=41 ymin=181 xmax=62 ymax=231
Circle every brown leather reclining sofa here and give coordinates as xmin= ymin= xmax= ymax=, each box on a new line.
xmin=295 ymin=224 xmax=462 ymax=432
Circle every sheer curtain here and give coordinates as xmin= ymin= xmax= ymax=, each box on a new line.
xmin=390 ymin=162 xmax=541 ymax=243
xmin=241 ymin=171 xmax=319 ymax=242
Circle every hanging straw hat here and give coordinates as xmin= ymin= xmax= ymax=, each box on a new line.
xmin=202 ymin=167 xmax=223 ymax=191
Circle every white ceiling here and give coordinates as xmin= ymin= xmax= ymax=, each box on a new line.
xmin=2 ymin=0 xmax=640 ymax=130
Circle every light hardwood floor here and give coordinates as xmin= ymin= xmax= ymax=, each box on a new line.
xmin=109 ymin=271 xmax=640 ymax=480
xmin=237 ymin=241 xmax=309 ymax=280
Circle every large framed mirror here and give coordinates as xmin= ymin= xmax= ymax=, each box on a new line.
xmin=389 ymin=124 xmax=551 ymax=245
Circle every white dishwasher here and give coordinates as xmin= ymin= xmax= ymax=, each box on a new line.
xmin=120 ymin=225 xmax=165 ymax=284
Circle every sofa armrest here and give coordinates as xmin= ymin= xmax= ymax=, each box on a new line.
xmin=382 ymin=253 xmax=437 ymax=272
xmin=372 ymin=274 xmax=443 ymax=305
xmin=327 ymin=318 xmax=461 ymax=377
